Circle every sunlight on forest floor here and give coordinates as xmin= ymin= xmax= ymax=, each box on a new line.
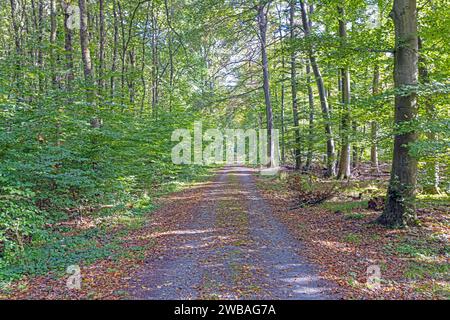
xmin=255 ymin=169 xmax=449 ymax=300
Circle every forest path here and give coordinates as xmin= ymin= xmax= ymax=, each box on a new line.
xmin=128 ymin=166 xmax=336 ymax=300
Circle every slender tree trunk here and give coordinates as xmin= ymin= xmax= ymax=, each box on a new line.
xmin=61 ymin=0 xmax=74 ymax=87
xmin=79 ymin=0 xmax=94 ymax=97
xmin=98 ymin=0 xmax=106 ymax=93
xmin=276 ymin=5 xmax=286 ymax=164
xmin=290 ymin=0 xmax=301 ymax=170
xmin=337 ymin=6 xmax=351 ymax=180
xmin=37 ymin=0 xmax=44 ymax=92
xmin=79 ymin=0 xmax=100 ymax=130
xmin=111 ymin=0 xmax=119 ymax=98
xmin=140 ymin=7 xmax=150 ymax=114
xmin=378 ymin=0 xmax=419 ymax=227
xmin=118 ymin=1 xmax=126 ymax=105
xmin=299 ymin=1 xmax=336 ymax=177
xmin=352 ymin=121 xmax=358 ymax=168
xmin=128 ymin=49 xmax=136 ymax=104
xmin=305 ymin=62 xmax=315 ymax=170
xmin=50 ymin=0 xmax=58 ymax=86
xmin=257 ymin=4 xmax=275 ymax=167
xmin=164 ymin=0 xmax=175 ymax=113
xmin=151 ymin=2 xmax=159 ymax=117
xmin=9 ymin=0 xmax=22 ymax=97
xmin=418 ymin=37 xmax=440 ymax=194
xmin=371 ymin=64 xmax=380 ymax=173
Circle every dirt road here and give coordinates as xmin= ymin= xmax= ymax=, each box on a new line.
xmin=128 ymin=167 xmax=336 ymax=300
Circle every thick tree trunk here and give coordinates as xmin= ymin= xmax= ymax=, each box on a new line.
xmin=290 ymin=0 xmax=301 ymax=170
xmin=378 ymin=0 xmax=419 ymax=227
xmin=257 ymin=4 xmax=275 ymax=168
xmin=337 ymin=6 xmax=351 ymax=180
xmin=299 ymin=1 xmax=336 ymax=177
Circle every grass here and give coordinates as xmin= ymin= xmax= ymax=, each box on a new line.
xmin=404 ymin=262 xmax=449 ymax=280
xmin=345 ymin=212 xmax=367 ymax=220
xmin=392 ymin=237 xmax=447 ymax=258
xmin=343 ymin=233 xmax=362 ymax=244
xmin=416 ymin=193 xmax=450 ymax=210
xmin=0 ymin=166 xmax=215 ymax=292
xmin=321 ymin=201 xmax=368 ymax=214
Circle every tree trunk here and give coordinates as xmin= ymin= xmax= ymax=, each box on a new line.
xmin=290 ymin=0 xmax=301 ymax=170
xmin=371 ymin=65 xmax=380 ymax=173
xmin=111 ymin=0 xmax=119 ymax=98
xmin=337 ymin=6 xmax=351 ymax=180
xmin=37 ymin=0 xmax=44 ymax=92
xmin=257 ymin=4 xmax=274 ymax=168
xmin=9 ymin=0 xmax=22 ymax=97
xmin=98 ymin=0 xmax=106 ymax=93
xmin=140 ymin=6 xmax=150 ymax=114
xmin=276 ymin=4 xmax=286 ymax=164
xmin=305 ymin=62 xmax=315 ymax=170
xmin=352 ymin=121 xmax=359 ymax=168
xmin=151 ymin=2 xmax=159 ymax=117
xmin=128 ymin=49 xmax=136 ymax=104
xmin=299 ymin=1 xmax=336 ymax=177
xmin=50 ymin=0 xmax=58 ymax=86
xmin=61 ymin=0 xmax=74 ymax=87
xmin=118 ymin=1 xmax=126 ymax=105
xmin=164 ymin=0 xmax=175 ymax=113
xmin=79 ymin=0 xmax=94 ymax=100
xmin=378 ymin=0 xmax=419 ymax=227
xmin=418 ymin=37 xmax=440 ymax=194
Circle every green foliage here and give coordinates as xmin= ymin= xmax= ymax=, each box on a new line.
xmin=321 ymin=201 xmax=368 ymax=214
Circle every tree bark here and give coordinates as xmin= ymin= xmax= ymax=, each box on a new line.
xmin=79 ymin=0 xmax=94 ymax=99
xmin=371 ymin=65 xmax=380 ymax=173
xmin=98 ymin=0 xmax=106 ymax=93
xmin=305 ymin=62 xmax=315 ymax=170
xmin=61 ymin=0 xmax=74 ymax=87
xmin=50 ymin=0 xmax=58 ymax=86
xmin=140 ymin=6 xmax=150 ymax=114
xmin=378 ymin=0 xmax=419 ymax=227
xmin=418 ymin=37 xmax=440 ymax=194
xmin=299 ymin=1 xmax=336 ymax=177
xmin=164 ymin=0 xmax=175 ymax=113
xmin=111 ymin=0 xmax=119 ymax=98
xmin=337 ymin=6 xmax=351 ymax=180
xmin=276 ymin=4 xmax=286 ymax=164
xmin=290 ymin=0 xmax=301 ymax=170
xmin=151 ymin=2 xmax=159 ymax=117
xmin=257 ymin=4 xmax=275 ymax=167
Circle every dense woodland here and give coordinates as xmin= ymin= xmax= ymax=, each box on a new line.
xmin=0 ymin=0 xmax=449 ymax=297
